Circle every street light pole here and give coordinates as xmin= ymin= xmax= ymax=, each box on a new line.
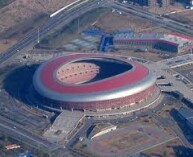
xmin=37 ymin=29 xmax=40 ymax=44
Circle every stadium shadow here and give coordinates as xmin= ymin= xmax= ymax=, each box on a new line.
xmin=170 ymin=109 xmax=193 ymax=145
xmin=3 ymin=64 xmax=39 ymax=106
xmin=173 ymin=145 xmax=193 ymax=157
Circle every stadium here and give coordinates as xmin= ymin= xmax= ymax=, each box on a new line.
xmin=33 ymin=53 xmax=158 ymax=112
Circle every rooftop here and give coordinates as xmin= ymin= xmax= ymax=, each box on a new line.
xmin=37 ymin=53 xmax=150 ymax=94
xmin=114 ymin=33 xmax=193 ymax=46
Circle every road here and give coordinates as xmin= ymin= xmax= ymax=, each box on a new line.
xmin=0 ymin=114 xmax=60 ymax=152
xmin=0 ymin=0 xmax=112 ymax=66
xmin=113 ymin=1 xmax=193 ymax=35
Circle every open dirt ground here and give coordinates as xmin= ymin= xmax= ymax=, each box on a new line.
xmin=0 ymin=0 xmax=77 ymax=53
xmin=168 ymin=10 xmax=193 ymax=26
xmin=0 ymin=0 xmax=76 ymax=33
xmin=149 ymin=2 xmax=185 ymax=15
xmin=80 ymin=123 xmax=172 ymax=157
xmin=0 ymin=39 xmax=17 ymax=52
xmin=94 ymin=11 xmax=174 ymax=34
xmin=143 ymin=138 xmax=184 ymax=157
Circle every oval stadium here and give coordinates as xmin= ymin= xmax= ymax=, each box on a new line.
xmin=33 ymin=53 xmax=158 ymax=112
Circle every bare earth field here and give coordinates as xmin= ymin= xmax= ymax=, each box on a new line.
xmin=114 ymin=50 xmax=172 ymax=62
xmin=0 ymin=0 xmax=77 ymax=53
xmin=75 ymin=123 xmax=172 ymax=157
xmin=95 ymin=11 xmax=173 ymax=34
xmin=143 ymin=138 xmax=184 ymax=157
xmin=149 ymin=2 xmax=185 ymax=15
xmin=168 ymin=10 xmax=193 ymax=27
xmin=0 ymin=0 xmax=76 ymax=33
xmin=0 ymin=39 xmax=17 ymax=52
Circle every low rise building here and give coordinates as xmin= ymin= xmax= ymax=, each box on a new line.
xmin=113 ymin=33 xmax=193 ymax=53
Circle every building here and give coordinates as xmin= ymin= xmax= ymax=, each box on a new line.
xmin=33 ymin=53 xmax=158 ymax=112
xmin=113 ymin=33 xmax=193 ymax=53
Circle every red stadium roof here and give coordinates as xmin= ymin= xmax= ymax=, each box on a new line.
xmin=40 ymin=53 xmax=149 ymax=94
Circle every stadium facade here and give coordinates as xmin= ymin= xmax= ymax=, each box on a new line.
xmin=113 ymin=33 xmax=193 ymax=53
xmin=33 ymin=53 xmax=158 ymax=112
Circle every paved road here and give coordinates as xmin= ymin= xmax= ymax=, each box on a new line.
xmin=113 ymin=1 xmax=193 ymax=35
xmin=0 ymin=0 xmax=112 ymax=66
xmin=0 ymin=114 xmax=61 ymax=152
